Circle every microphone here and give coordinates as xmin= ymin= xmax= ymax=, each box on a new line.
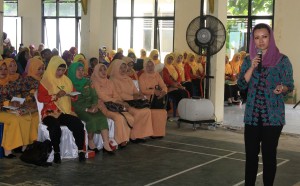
xmin=257 ymin=49 xmax=262 ymax=73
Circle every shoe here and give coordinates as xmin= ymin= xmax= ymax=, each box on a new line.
xmin=150 ymin=136 xmax=164 ymax=139
xmin=130 ymin=138 xmax=146 ymax=144
xmin=4 ymin=154 xmax=16 ymax=159
xmin=78 ymin=152 xmax=86 ymax=162
xmin=13 ymin=147 xmax=23 ymax=153
xmin=102 ymin=148 xmax=115 ymax=155
xmin=88 ymin=146 xmax=100 ymax=153
xmin=54 ymin=152 xmax=61 ymax=164
xmin=138 ymin=138 xmax=146 ymax=143
xmin=118 ymin=141 xmax=128 ymax=149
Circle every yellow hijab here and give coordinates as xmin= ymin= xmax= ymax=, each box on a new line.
xmin=225 ymin=55 xmax=232 ymax=75
xmin=123 ymin=56 xmax=138 ymax=80
xmin=27 ymin=58 xmax=44 ymax=81
xmin=149 ymin=49 xmax=161 ymax=65
xmin=73 ymin=54 xmax=88 ymax=75
xmin=187 ymin=53 xmax=199 ymax=75
xmin=140 ymin=48 xmax=147 ymax=59
xmin=173 ymin=52 xmax=185 ymax=81
xmin=164 ymin=53 xmax=178 ymax=81
xmin=40 ymin=56 xmax=73 ymax=114
xmin=4 ymin=58 xmax=20 ymax=82
xmin=0 ymin=61 xmax=9 ymax=86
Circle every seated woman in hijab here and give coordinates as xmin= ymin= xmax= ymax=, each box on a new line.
xmin=173 ymin=52 xmax=194 ymax=97
xmin=138 ymin=58 xmax=168 ymax=138
xmin=68 ymin=62 xmax=114 ymax=154
xmin=123 ymin=57 xmax=138 ymax=80
xmin=162 ymin=53 xmax=189 ymax=112
xmin=110 ymin=59 xmax=153 ymax=143
xmin=73 ymin=54 xmax=89 ymax=77
xmin=37 ymin=56 xmax=86 ymax=163
xmin=91 ymin=63 xmax=134 ymax=148
xmin=0 ymin=60 xmax=39 ymax=158
xmin=4 ymin=58 xmax=21 ymax=82
xmin=22 ymin=57 xmax=45 ymax=142
xmin=184 ymin=52 xmax=205 ymax=97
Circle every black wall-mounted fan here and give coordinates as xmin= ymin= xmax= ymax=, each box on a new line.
xmin=186 ymin=15 xmax=226 ymax=98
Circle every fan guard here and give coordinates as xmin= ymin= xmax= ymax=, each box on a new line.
xmin=186 ymin=15 xmax=226 ymax=56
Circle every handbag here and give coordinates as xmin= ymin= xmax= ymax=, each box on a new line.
xmin=104 ymin=101 xmax=126 ymax=112
xmin=125 ymin=99 xmax=150 ymax=109
xmin=20 ymin=140 xmax=52 ymax=167
xmin=150 ymin=85 xmax=168 ymax=109
xmin=104 ymin=101 xmax=132 ymax=129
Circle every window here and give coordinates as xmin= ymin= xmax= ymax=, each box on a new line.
xmin=113 ymin=0 xmax=175 ymax=60
xmin=226 ymin=0 xmax=274 ymax=59
xmin=42 ymin=0 xmax=81 ymax=55
xmin=3 ymin=0 xmax=21 ymax=52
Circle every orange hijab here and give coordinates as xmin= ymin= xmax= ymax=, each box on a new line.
xmin=0 ymin=61 xmax=9 ymax=86
xmin=110 ymin=59 xmax=137 ymax=100
xmin=4 ymin=58 xmax=20 ymax=82
xmin=230 ymin=53 xmax=241 ymax=74
xmin=27 ymin=57 xmax=44 ymax=81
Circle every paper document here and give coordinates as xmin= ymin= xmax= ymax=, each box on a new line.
xmin=11 ymin=97 xmax=25 ymax=104
xmin=68 ymin=92 xmax=81 ymax=96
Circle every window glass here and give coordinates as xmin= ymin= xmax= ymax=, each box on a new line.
xmin=227 ymin=0 xmax=248 ymax=16
xmin=134 ymin=0 xmax=154 ymax=17
xmin=3 ymin=0 xmax=18 ymax=16
xmin=44 ymin=19 xmax=57 ymax=50
xmin=116 ymin=0 xmax=131 ymax=17
xmin=3 ymin=17 xmax=22 ymax=50
xmin=133 ymin=18 xmax=154 ymax=53
xmin=114 ymin=0 xmax=174 ymax=55
xmin=59 ymin=18 xmax=76 ymax=53
xmin=115 ymin=20 xmax=131 ymax=53
xmin=158 ymin=19 xmax=174 ymax=60
xmin=157 ymin=0 xmax=174 ymax=17
xmin=44 ymin=2 xmax=56 ymax=16
xmin=226 ymin=18 xmax=248 ymax=58
xmin=59 ymin=2 xmax=76 ymax=17
xmin=251 ymin=0 xmax=273 ymax=15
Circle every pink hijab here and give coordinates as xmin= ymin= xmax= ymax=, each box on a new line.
xmin=249 ymin=23 xmax=282 ymax=67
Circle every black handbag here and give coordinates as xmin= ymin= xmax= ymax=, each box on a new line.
xmin=104 ymin=101 xmax=132 ymax=129
xmin=125 ymin=99 xmax=150 ymax=109
xmin=20 ymin=140 xmax=52 ymax=167
xmin=150 ymin=85 xmax=168 ymax=109
xmin=104 ymin=101 xmax=126 ymax=112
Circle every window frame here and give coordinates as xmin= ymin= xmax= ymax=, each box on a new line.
xmin=113 ymin=0 xmax=175 ymax=54
xmin=226 ymin=0 xmax=275 ymax=53
xmin=42 ymin=0 xmax=81 ymax=54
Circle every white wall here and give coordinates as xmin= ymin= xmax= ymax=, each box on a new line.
xmin=81 ymin=0 xmax=114 ymax=59
xmin=18 ymin=0 xmax=42 ymax=48
xmin=0 ymin=0 xmax=3 ymax=54
xmin=274 ymin=0 xmax=300 ymax=101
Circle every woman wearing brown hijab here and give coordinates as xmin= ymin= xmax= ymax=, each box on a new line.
xmin=139 ymin=58 xmax=168 ymax=138
xmin=91 ymin=63 xmax=134 ymax=147
xmin=109 ymin=59 xmax=153 ymax=143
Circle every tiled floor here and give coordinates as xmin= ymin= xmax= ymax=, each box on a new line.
xmin=223 ymin=103 xmax=300 ymax=135
xmin=0 ymin=103 xmax=299 ymax=186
